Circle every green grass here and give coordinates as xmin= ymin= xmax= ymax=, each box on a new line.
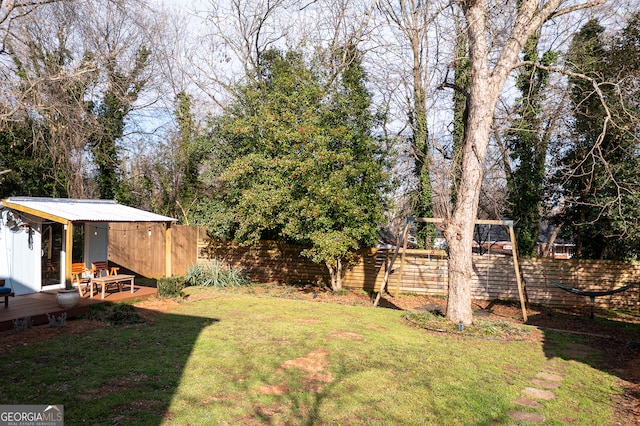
xmin=0 ymin=286 xmax=624 ymax=425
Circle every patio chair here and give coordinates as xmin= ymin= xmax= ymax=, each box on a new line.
xmin=71 ymin=263 xmax=92 ymax=296
xmin=45 ymin=259 xmax=57 ymax=280
xmin=0 ymin=278 xmax=14 ymax=307
xmin=92 ymin=261 xmax=119 ymax=277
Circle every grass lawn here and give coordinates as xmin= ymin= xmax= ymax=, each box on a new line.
xmin=0 ymin=286 xmax=626 ymax=425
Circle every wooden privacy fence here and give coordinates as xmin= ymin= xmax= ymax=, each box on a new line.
xmin=108 ymin=226 xmax=640 ymax=310
xmin=109 ymin=223 xmax=198 ymax=277
xmin=197 ymin=239 xmax=640 ymax=310
xmin=472 ymin=256 xmax=640 ymax=309
xmin=198 ymin=240 xmax=328 ymax=285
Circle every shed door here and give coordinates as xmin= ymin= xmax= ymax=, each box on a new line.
xmin=41 ymin=222 xmax=63 ymax=286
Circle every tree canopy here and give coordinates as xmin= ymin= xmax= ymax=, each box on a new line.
xmin=558 ymin=14 xmax=640 ymax=260
xmin=200 ymin=48 xmax=388 ymax=289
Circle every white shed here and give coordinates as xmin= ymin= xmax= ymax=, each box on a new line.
xmin=0 ymin=197 xmax=176 ymax=295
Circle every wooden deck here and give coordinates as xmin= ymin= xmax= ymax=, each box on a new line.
xmin=0 ymin=286 xmax=157 ymax=331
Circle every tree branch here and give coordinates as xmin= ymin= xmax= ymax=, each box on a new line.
xmin=548 ymin=0 xmax=606 ymax=20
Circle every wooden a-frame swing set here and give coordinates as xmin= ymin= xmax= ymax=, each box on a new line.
xmin=374 ymin=217 xmax=529 ymax=322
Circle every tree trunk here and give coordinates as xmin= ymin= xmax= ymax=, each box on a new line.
xmin=443 ymin=0 xmax=574 ymax=324
xmin=444 ymin=2 xmax=496 ymax=325
xmin=444 ymin=110 xmax=493 ymax=324
xmin=444 ymin=220 xmax=475 ymax=324
xmin=542 ymin=225 xmax=561 ymax=258
xmin=326 ymin=259 xmax=343 ymax=291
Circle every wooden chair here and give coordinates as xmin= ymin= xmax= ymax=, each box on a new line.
xmin=91 ymin=261 xmax=119 ymax=277
xmin=71 ymin=263 xmax=92 ymax=296
xmin=45 ymin=259 xmax=57 ymax=280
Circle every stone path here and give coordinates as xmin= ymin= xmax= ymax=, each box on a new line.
xmin=508 ymin=368 xmax=564 ymax=424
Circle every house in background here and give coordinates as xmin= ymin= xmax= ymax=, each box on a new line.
xmin=0 ymin=197 xmax=176 ymax=295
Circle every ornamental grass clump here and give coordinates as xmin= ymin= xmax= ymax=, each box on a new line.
xmin=186 ymin=261 xmax=251 ymax=288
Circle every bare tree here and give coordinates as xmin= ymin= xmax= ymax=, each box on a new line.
xmin=376 ymin=0 xmax=448 ymax=247
xmin=440 ymin=0 xmax=604 ymax=324
xmin=183 ymin=0 xmax=296 ymax=109
xmin=0 ymin=1 xmax=64 ymax=49
xmin=2 ymin=2 xmax=100 ymax=196
xmin=1 ymin=0 xmax=163 ymax=198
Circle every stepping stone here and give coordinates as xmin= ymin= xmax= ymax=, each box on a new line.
xmin=543 ymin=361 xmax=566 ymax=375
xmin=531 ymin=378 xmax=561 ymax=389
xmin=513 ymin=397 xmax=542 ymax=409
xmin=536 ymin=372 xmax=563 ymax=382
xmin=509 ymin=411 xmax=546 ymax=423
xmin=523 ymin=387 xmax=555 ymax=400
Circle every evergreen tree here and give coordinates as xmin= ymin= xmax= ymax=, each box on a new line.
xmin=559 ymin=16 xmax=640 ymax=259
xmin=201 ymin=48 xmax=387 ymax=290
xmin=0 ymin=118 xmax=65 ymax=198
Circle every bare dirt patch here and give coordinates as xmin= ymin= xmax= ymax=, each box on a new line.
xmin=282 ymin=348 xmax=331 ymax=375
xmin=259 ymin=348 xmax=334 ymax=396
xmin=0 ymin=297 xmax=178 ymax=355
xmin=329 ymin=330 xmax=365 ymax=341
xmin=257 ymin=384 xmax=289 ymax=395
xmin=134 ymin=298 xmax=181 ymax=322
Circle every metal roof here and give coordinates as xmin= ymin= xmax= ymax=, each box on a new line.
xmin=2 ymin=197 xmax=177 ymax=223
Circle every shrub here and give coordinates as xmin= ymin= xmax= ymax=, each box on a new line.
xmin=186 ymin=261 xmax=251 ymax=288
xmin=85 ymin=303 xmax=145 ymax=325
xmin=157 ymin=276 xmax=186 ymax=298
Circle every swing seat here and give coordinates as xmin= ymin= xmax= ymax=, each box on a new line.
xmin=551 ymin=280 xmax=637 ymax=319
xmin=551 ymin=281 xmax=637 ymax=301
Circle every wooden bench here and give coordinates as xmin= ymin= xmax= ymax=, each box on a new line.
xmin=90 ymin=274 xmax=135 ymax=299
xmin=0 ymin=279 xmax=14 ymax=307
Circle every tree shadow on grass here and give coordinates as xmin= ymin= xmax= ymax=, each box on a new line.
xmin=0 ymin=306 xmax=217 ymax=425
xmin=375 ymin=296 xmax=404 ymax=310
xmin=529 ymin=307 xmax=640 ymax=422
xmin=243 ymin=352 xmax=524 ymax=426
xmin=527 ymin=307 xmax=639 ymax=379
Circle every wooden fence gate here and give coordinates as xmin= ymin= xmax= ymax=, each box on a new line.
xmin=109 ymin=223 xmax=199 ymax=277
